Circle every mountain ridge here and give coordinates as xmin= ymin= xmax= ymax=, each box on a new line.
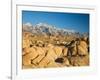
xmin=22 ymin=22 xmax=87 ymax=37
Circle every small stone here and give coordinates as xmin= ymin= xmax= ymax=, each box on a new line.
xmin=63 ymin=57 xmax=70 ymax=66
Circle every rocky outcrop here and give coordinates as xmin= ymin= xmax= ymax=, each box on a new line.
xmin=22 ymin=34 xmax=89 ymax=69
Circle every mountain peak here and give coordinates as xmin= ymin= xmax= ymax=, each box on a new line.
xmin=23 ymin=22 xmax=78 ymax=36
xmin=24 ymin=22 xmax=32 ymax=26
xmin=35 ymin=22 xmax=55 ymax=29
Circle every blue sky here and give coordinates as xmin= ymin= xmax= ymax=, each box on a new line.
xmin=22 ymin=10 xmax=89 ymax=33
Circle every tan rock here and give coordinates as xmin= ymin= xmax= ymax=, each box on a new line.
xmin=62 ymin=48 xmax=68 ymax=56
xmin=22 ymin=47 xmax=35 ymax=55
xmin=63 ymin=57 xmax=70 ymax=66
xmin=36 ymin=47 xmax=45 ymax=55
xmin=71 ymin=46 xmax=77 ymax=56
xmin=46 ymin=49 xmax=57 ymax=60
xmin=79 ymin=41 xmax=88 ymax=49
xmin=30 ymin=47 xmax=48 ymax=65
xmin=77 ymin=40 xmax=88 ymax=56
xmin=22 ymin=64 xmax=36 ymax=69
xmin=22 ymin=32 xmax=33 ymax=48
xmin=22 ymin=56 xmax=31 ymax=66
xmin=31 ymin=53 xmax=45 ymax=65
xmin=38 ymin=57 xmax=50 ymax=67
xmin=47 ymin=44 xmax=54 ymax=49
xmin=22 ymin=39 xmax=32 ymax=48
xmin=82 ymin=37 xmax=88 ymax=43
xmin=53 ymin=46 xmax=62 ymax=57
xmin=42 ymin=47 xmax=48 ymax=53
xmin=70 ymin=55 xmax=89 ymax=66
xmin=47 ymin=61 xmax=60 ymax=67
xmin=22 ymin=48 xmax=38 ymax=66
xmin=22 ymin=31 xmax=90 ymax=68
xmin=23 ymin=32 xmax=32 ymax=38
xmin=78 ymin=45 xmax=88 ymax=56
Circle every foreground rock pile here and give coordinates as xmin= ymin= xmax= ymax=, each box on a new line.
xmin=22 ymin=32 xmax=89 ymax=69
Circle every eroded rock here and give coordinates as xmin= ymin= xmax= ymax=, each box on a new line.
xmin=70 ymin=55 xmax=89 ymax=66
xmin=53 ymin=46 xmax=62 ymax=57
xmin=22 ymin=32 xmax=89 ymax=68
xmin=78 ymin=41 xmax=88 ymax=56
xmin=62 ymin=48 xmax=68 ymax=56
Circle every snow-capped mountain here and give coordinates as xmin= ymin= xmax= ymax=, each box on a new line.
xmin=23 ymin=22 xmax=33 ymax=32
xmin=22 ymin=22 xmax=80 ymax=36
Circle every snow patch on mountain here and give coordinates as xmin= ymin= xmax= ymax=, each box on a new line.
xmin=23 ymin=22 xmax=79 ymax=36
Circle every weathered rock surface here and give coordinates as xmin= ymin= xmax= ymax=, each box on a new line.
xmin=53 ymin=46 xmax=62 ymax=57
xmin=62 ymin=48 xmax=68 ymax=56
xmin=22 ymin=32 xmax=89 ymax=69
xmin=70 ymin=55 xmax=89 ymax=66
xmin=78 ymin=41 xmax=88 ymax=56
